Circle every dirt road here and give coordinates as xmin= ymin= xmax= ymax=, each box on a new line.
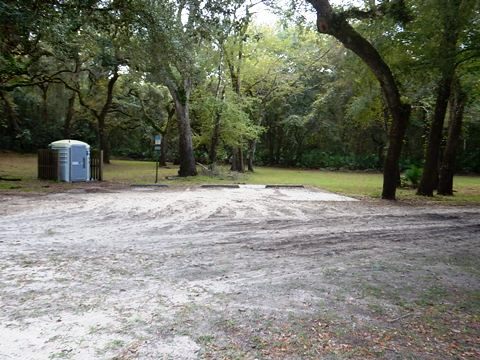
xmin=0 ymin=187 xmax=479 ymax=359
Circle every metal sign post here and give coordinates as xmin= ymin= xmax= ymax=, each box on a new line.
xmin=153 ymin=135 xmax=162 ymax=183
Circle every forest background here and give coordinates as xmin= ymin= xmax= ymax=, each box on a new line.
xmin=1 ymin=0 xmax=479 ymax=199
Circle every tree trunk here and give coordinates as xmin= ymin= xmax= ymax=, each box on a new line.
xmin=437 ymin=80 xmax=467 ymax=195
xmin=239 ymin=148 xmax=244 ymax=172
xmin=209 ymin=113 xmax=221 ymax=166
xmin=63 ymin=92 xmax=75 ymax=139
xmin=307 ymin=0 xmax=410 ymax=200
xmin=0 ymin=91 xmax=20 ymax=135
xmin=98 ymin=125 xmax=110 ymax=164
xmin=247 ymin=112 xmax=265 ymax=171
xmin=231 ymin=147 xmax=245 ymax=172
xmin=295 ymin=131 xmax=306 ymax=166
xmin=268 ymin=124 xmax=275 ymax=165
xmin=0 ymin=91 xmax=21 ymax=148
xmin=417 ymin=0 xmax=461 ymax=196
xmin=40 ymin=84 xmax=49 ymax=124
xmin=276 ymin=128 xmax=283 ymax=164
xmin=372 ymin=134 xmax=385 ymax=170
xmin=229 ymin=112 xmax=244 ymax=170
xmin=159 ymin=106 xmax=175 ymax=166
xmin=230 ymin=146 xmax=245 ymax=173
xmin=64 ymin=57 xmax=80 ymax=139
xmin=159 ymin=132 xmax=168 ymax=166
xmin=417 ymin=75 xmax=455 ymax=196
xmin=172 ymin=90 xmax=197 ymax=177
xmin=95 ymin=65 xmax=120 ymax=164
xmin=209 ymin=87 xmax=225 ymax=167
xmin=96 ymin=120 xmax=110 ymax=165
xmin=225 ymin=21 xmax=247 ymax=173
xmin=247 ymin=139 xmax=257 ymax=172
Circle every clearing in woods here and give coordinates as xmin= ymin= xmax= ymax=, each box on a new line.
xmin=0 ymin=186 xmax=479 ymax=359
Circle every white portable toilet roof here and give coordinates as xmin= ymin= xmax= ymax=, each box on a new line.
xmin=50 ymin=140 xmax=90 ymax=148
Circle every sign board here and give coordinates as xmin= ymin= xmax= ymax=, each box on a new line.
xmin=153 ymin=135 xmax=163 ymax=183
xmin=153 ymin=135 xmax=162 ymax=151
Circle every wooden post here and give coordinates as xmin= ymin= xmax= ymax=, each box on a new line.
xmin=99 ymin=150 xmax=103 ymax=181
xmin=37 ymin=150 xmax=42 ymax=179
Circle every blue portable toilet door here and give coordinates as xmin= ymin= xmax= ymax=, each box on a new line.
xmin=70 ymin=145 xmax=87 ymax=181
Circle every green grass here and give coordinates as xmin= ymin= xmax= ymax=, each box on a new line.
xmin=0 ymin=153 xmax=38 ymax=180
xmin=104 ymin=160 xmax=245 ymax=185
xmin=1 ymin=153 xmax=479 ymax=203
xmin=104 ymin=159 xmax=178 ymax=183
xmin=246 ymin=167 xmax=382 ymax=197
xmin=105 ymin=161 xmax=382 ymax=195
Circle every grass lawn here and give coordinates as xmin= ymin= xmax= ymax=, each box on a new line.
xmin=1 ymin=152 xmax=479 ymax=204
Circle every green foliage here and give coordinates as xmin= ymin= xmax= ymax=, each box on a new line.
xmin=0 ymin=0 xmax=479 ymax=180
xmin=192 ymin=88 xmax=263 ymax=152
xmin=299 ymin=150 xmax=379 ymax=170
xmin=402 ymin=165 xmax=423 ymax=188
xmin=459 ymin=149 xmax=480 ymax=173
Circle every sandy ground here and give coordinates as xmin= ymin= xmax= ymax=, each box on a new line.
xmin=0 ymin=186 xmax=479 ymax=359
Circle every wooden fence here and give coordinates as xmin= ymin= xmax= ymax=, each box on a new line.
xmin=90 ymin=150 xmax=103 ymax=181
xmin=38 ymin=149 xmax=59 ymax=180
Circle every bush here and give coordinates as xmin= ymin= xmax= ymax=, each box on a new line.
xmin=300 ymin=150 xmax=379 ymax=170
xmin=459 ymin=149 xmax=480 ymax=173
xmin=402 ymin=165 xmax=423 ymax=188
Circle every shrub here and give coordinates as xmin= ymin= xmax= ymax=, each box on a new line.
xmin=402 ymin=165 xmax=423 ymax=188
xmin=300 ymin=150 xmax=379 ymax=170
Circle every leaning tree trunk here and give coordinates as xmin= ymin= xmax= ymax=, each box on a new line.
xmin=307 ymin=0 xmax=410 ymax=200
xmin=437 ymin=80 xmax=467 ymax=195
xmin=172 ymin=88 xmax=197 ymax=177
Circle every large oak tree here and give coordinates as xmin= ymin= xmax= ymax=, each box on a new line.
xmin=305 ymin=0 xmax=411 ymax=200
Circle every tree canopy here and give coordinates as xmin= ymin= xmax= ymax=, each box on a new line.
xmin=1 ymin=0 xmax=479 ymax=198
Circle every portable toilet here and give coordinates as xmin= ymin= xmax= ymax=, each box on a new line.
xmin=49 ymin=140 xmax=90 ymax=182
